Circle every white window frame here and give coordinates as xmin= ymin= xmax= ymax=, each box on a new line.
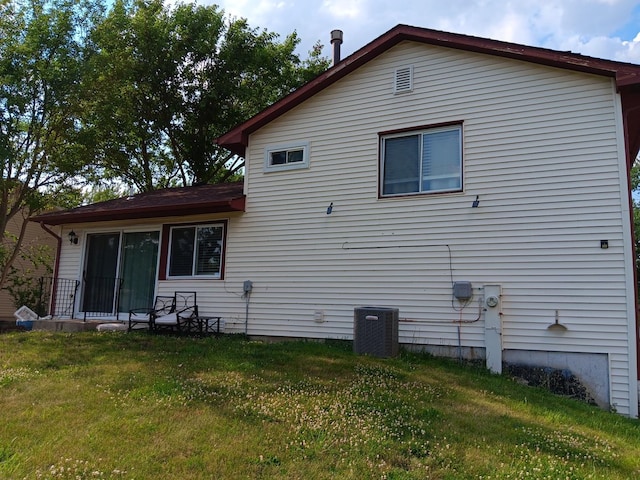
xmin=264 ymin=141 xmax=310 ymax=172
xmin=167 ymin=223 xmax=225 ymax=279
xmin=380 ymin=124 xmax=463 ymax=197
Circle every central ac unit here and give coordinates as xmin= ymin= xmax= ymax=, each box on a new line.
xmin=353 ymin=307 xmax=399 ymax=358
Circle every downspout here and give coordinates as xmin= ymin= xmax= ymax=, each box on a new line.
xmin=39 ymin=222 xmax=62 ymax=317
xmin=242 ymin=280 xmax=253 ymax=335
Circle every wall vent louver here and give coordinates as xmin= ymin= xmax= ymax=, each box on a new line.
xmin=394 ymin=66 xmax=413 ymax=94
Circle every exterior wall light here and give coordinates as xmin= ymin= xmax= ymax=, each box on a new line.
xmin=68 ymin=230 xmax=79 ymax=244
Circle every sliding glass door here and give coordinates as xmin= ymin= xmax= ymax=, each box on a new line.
xmin=119 ymin=232 xmax=159 ymax=312
xmin=82 ymin=231 xmax=159 ymax=316
xmin=82 ymin=233 xmax=120 ymax=313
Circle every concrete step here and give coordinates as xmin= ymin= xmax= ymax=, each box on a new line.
xmin=31 ymin=319 xmax=100 ymax=332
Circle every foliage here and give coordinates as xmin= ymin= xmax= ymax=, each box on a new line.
xmin=632 ymin=162 xmax=640 ymax=284
xmin=81 ymin=0 xmax=330 ymax=192
xmin=3 ymin=242 xmax=53 ymax=315
xmin=0 ymin=334 xmax=639 ymax=479
xmin=0 ymin=0 xmax=327 ymax=293
xmin=0 ymin=0 xmax=102 ymax=290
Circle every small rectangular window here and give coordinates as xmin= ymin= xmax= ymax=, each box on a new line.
xmin=168 ymin=224 xmax=224 ymax=278
xmin=265 ymin=142 xmax=309 ymax=172
xmin=381 ymin=124 xmax=462 ymax=196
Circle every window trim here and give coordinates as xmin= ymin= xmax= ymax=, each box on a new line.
xmin=264 ymin=141 xmax=310 ymax=172
xmin=379 ymin=122 xmax=463 ymax=198
xmin=159 ymin=220 xmax=228 ymax=280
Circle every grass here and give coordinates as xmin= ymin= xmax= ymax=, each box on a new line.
xmin=0 ymin=332 xmax=639 ymax=479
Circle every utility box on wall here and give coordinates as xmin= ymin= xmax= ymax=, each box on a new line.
xmin=353 ymin=307 xmax=399 ymax=358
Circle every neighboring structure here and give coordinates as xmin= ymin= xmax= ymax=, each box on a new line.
xmin=32 ymin=25 xmax=640 ymax=417
xmin=0 ymin=211 xmax=57 ymax=320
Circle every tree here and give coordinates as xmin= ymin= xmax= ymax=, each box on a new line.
xmin=631 ymin=161 xmax=640 ymax=289
xmin=1 ymin=0 xmax=328 ymax=293
xmin=82 ymin=0 xmax=330 ymax=192
xmin=0 ymin=0 xmax=102 ymax=291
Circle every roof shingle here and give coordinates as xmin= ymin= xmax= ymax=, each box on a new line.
xmin=30 ymin=182 xmax=245 ymax=226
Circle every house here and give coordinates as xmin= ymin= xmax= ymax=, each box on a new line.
xmin=1 ymin=210 xmax=57 ymax=320
xmin=31 ymin=25 xmax=640 ymax=417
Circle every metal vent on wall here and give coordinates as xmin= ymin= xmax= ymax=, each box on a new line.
xmin=394 ymin=66 xmax=413 ymax=94
xmin=353 ymin=307 xmax=399 ymax=358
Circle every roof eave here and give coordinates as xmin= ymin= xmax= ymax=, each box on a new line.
xmin=216 ymin=24 xmax=640 ymax=153
xmin=30 ymin=196 xmax=246 ymax=226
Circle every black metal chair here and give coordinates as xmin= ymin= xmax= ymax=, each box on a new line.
xmin=154 ymin=291 xmax=198 ymax=334
xmin=128 ymin=295 xmax=176 ymax=332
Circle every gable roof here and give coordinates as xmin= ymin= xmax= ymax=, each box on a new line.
xmin=30 ymin=182 xmax=245 ymax=226
xmin=216 ymin=24 xmax=640 ymax=161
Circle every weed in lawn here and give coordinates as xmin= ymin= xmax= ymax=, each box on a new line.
xmin=33 ymin=457 xmax=127 ymax=480
xmin=0 ymin=366 xmax=40 ymax=386
xmin=1 ymin=332 xmax=640 ymax=479
xmin=232 ymin=362 xmax=448 ymax=477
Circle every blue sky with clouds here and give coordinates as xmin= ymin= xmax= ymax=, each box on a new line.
xmin=202 ymin=0 xmax=640 ymax=64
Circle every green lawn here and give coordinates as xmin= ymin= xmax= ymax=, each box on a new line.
xmin=0 ymin=331 xmax=639 ymax=479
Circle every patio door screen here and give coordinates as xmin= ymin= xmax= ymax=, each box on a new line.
xmin=82 ymin=231 xmax=159 ymax=315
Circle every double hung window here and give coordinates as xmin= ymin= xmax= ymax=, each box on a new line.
xmin=168 ymin=224 xmax=224 ymax=278
xmin=381 ymin=124 xmax=462 ymax=196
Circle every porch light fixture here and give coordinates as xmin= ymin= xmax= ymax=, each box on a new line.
xmin=68 ymin=230 xmax=78 ymax=245
xmin=471 ymin=195 xmax=480 ymax=208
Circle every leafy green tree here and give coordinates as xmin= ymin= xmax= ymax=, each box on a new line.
xmin=82 ymin=0 xmax=330 ymax=192
xmin=0 ymin=0 xmax=328 ymax=293
xmin=631 ymin=162 xmax=640 ymax=287
xmin=0 ymin=0 xmax=101 ymax=291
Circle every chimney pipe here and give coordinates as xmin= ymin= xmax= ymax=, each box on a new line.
xmin=330 ymin=29 xmax=343 ymax=66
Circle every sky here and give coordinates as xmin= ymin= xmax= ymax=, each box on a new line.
xmin=202 ymin=0 xmax=640 ymax=64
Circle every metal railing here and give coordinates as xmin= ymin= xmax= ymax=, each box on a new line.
xmin=36 ymin=277 xmax=80 ymax=318
xmin=81 ymin=276 xmax=123 ymax=321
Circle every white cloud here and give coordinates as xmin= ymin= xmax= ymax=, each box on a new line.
xmin=321 ymin=0 xmax=366 ymax=19
xmin=560 ymin=33 xmax=640 ymax=63
xmin=202 ymin=0 xmax=640 ymax=63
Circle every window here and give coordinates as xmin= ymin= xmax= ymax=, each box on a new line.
xmin=381 ymin=124 xmax=462 ymax=196
xmin=264 ymin=142 xmax=309 ymax=172
xmin=168 ymin=224 xmax=224 ymax=278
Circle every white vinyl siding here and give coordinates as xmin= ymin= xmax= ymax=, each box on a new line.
xmin=230 ymin=42 xmax=634 ymax=415
xmin=52 ymin=41 xmax=635 ymax=415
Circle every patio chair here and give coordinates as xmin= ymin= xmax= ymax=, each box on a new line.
xmin=154 ymin=291 xmax=199 ymax=334
xmin=128 ymin=295 xmax=176 ymax=332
